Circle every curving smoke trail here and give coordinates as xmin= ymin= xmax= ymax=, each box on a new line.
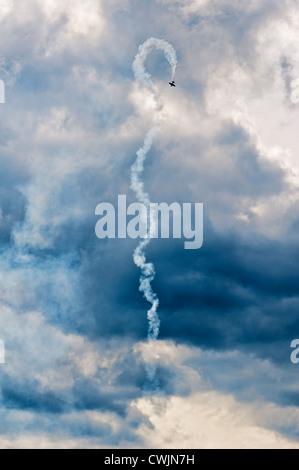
xmin=131 ymin=38 xmax=177 ymax=378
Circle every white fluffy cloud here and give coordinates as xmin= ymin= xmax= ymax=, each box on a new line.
xmin=134 ymin=340 xmax=299 ymax=449
xmin=136 ymin=392 xmax=299 ymax=449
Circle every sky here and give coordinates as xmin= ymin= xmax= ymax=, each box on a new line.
xmin=0 ymin=0 xmax=299 ymax=449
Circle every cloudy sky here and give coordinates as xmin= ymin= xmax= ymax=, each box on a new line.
xmin=0 ymin=0 xmax=299 ymax=449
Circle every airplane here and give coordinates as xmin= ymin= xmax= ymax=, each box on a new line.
xmin=169 ymin=80 xmax=176 ymax=87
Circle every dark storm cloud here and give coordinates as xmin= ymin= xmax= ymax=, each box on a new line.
xmin=2 ymin=381 xmax=65 ymax=414
xmin=0 ymin=0 xmax=297 ymax=447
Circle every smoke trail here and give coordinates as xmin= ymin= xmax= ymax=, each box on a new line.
xmin=131 ymin=38 xmax=177 ymax=375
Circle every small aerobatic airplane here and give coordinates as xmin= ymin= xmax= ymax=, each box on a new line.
xmin=169 ymin=80 xmax=176 ymax=87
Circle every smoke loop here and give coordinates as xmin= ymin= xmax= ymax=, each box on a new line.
xmin=131 ymin=38 xmax=177 ymax=361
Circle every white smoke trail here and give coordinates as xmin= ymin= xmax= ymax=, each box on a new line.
xmin=131 ymin=38 xmax=177 ymax=381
